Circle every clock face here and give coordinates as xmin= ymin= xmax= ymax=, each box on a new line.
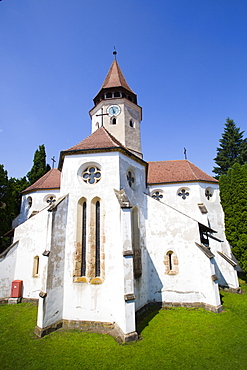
xmin=108 ymin=105 xmax=121 ymax=117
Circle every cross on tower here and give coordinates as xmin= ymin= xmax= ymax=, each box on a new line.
xmin=96 ymin=107 xmax=109 ymax=127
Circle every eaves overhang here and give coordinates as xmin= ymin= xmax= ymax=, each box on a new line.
xmin=58 ymin=146 xmax=147 ymax=171
xmin=22 ymin=187 xmax=60 ymax=195
xmin=148 ymin=179 xmax=218 ymax=186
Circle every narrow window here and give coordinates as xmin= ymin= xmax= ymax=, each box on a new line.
xmin=95 ymin=201 xmax=100 ymax=277
xmin=33 ymin=256 xmax=39 ymax=277
xmin=130 ymin=119 xmax=134 ymax=127
xmin=74 ymin=197 xmax=87 ymax=281
xmin=81 ymin=201 xmax=87 ymax=276
xmin=168 ymin=252 xmax=173 ymax=271
xmin=132 ymin=207 xmax=142 ymax=278
xmin=111 ymin=117 xmax=117 ymax=125
xmin=164 ymin=251 xmax=179 ymax=275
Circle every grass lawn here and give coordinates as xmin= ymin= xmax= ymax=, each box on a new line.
xmin=1 ymin=278 xmax=247 ymax=370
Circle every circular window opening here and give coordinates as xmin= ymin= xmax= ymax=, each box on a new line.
xmin=205 ymin=188 xmax=213 ymax=200
xmin=82 ymin=166 xmax=101 ymax=185
xmin=178 ymin=188 xmax=189 ymax=200
xmin=46 ymin=196 xmax=56 ymax=205
xmin=151 ymin=190 xmax=163 ymax=201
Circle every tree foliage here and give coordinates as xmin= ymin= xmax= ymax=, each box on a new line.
xmin=213 ymin=118 xmax=247 ymax=178
xmin=219 ymin=162 xmax=247 ymax=271
xmin=0 ymin=144 xmax=50 ymax=253
xmin=27 ymin=144 xmax=51 ymax=185
xmin=0 ymin=165 xmax=12 ymax=253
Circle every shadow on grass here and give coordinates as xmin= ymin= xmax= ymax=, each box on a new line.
xmin=136 ymin=302 xmax=162 ymax=335
xmin=238 ymin=271 xmax=247 ymax=284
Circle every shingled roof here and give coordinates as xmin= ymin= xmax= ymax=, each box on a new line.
xmin=101 ymin=59 xmax=135 ymax=93
xmin=65 ymin=126 xmax=124 ymax=152
xmin=58 ymin=126 xmax=146 ymax=169
xmin=22 ymin=169 xmax=61 ymax=194
xmin=147 ymin=160 xmax=217 ymax=184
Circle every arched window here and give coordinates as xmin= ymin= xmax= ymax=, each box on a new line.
xmin=74 ymin=198 xmax=87 ymax=280
xmin=33 ymin=256 xmax=39 ymax=277
xmin=132 ymin=207 xmax=142 ymax=278
xmin=81 ymin=201 xmax=87 ymax=276
xmin=74 ymin=197 xmax=103 ymax=283
xmin=95 ymin=201 xmax=100 ymax=277
xmin=27 ymin=196 xmax=32 ymax=208
xmin=164 ymin=250 xmax=179 ymax=275
xmin=111 ymin=117 xmax=117 ymax=125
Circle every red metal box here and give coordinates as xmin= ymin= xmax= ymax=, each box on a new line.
xmin=11 ymin=280 xmax=23 ymax=298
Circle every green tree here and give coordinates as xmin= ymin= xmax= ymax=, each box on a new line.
xmin=8 ymin=176 xmax=29 ymax=219
xmin=219 ymin=162 xmax=247 ymax=271
xmin=0 ymin=165 xmax=12 ymax=253
xmin=27 ymin=144 xmax=51 ymax=185
xmin=213 ymin=118 xmax=247 ymax=178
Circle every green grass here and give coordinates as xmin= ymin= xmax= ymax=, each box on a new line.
xmin=1 ymin=280 xmax=247 ymax=370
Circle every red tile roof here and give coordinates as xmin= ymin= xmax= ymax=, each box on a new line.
xmin=22 ymin=169 xmax=61 ymax=194
xmin=65 ymin=126 xmax=124 ymax=152
xmin=101 ymin=59 xmax=135 ymax=93
xmin=147 ymin=160 xmax=217 ymax=184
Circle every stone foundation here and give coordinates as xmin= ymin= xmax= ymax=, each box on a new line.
xmin=136 ymin=300 xmax=223 ymax=317
xmin=35 ymin=319 xmax=138 ymax=343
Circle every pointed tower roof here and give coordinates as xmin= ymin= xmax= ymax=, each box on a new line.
xmin=58 ymin=126 xmax=146 ymax=169
xmin=93 ymin=58 xmax=137 ymax=106
xmin=101 ymin=59 xmax=135 ymax=93
xmin=22 ymin=169 xmax=61 ymax=194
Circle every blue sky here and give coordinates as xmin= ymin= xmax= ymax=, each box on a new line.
xmin=1 ymin=0 xmax=247 ymax=178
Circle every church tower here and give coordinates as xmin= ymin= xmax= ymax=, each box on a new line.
xmin=89 ymin=54 xmax=143 ymax=158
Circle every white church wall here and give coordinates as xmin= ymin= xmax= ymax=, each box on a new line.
xmin=19 ymin=189 xmax=60 ymax=225
xmin=149 ymin=181 xmax=239 ymax=291
xmin=119 ymin=153 xmax=149 ymax=310
xmin=38 ymin=196 xmax=68 ymax=329
xmin=59 ymin=152 xmax=136 ymax=335
xmin=145 ymin=195 xmax=221 ymax=309
xmin=5 ymin=209 xmax=50 ymax=299
xmin=0 ymin=242 xmax=18 ymax=298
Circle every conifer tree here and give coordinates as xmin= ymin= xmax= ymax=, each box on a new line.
xmin=213 ymin=118 xmax=247 ymax=178
xmin=219 ymin=162 xmax=247 ymax=271
xmin=27 ymin=144 xmax=51 ymax=185
xmin=0 ymin=165 xmax=12 ymax=253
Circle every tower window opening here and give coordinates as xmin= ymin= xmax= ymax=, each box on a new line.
xmin=114 ymin=91 xmax=120 ymax=97
xmin=130 ymin=119 xmax=134 ymax=128
xmin=111 ymin=117 xmax=117 ymax=125
xmin=105 ymin=92 xmax=112 ymax=99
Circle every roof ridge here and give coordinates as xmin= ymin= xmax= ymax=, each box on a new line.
xmin=186 ymin=160 xmax=198 ymax=180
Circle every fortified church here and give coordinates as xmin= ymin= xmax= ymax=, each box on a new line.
xmin=0 ymin=56 xmax=239 ymax=341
